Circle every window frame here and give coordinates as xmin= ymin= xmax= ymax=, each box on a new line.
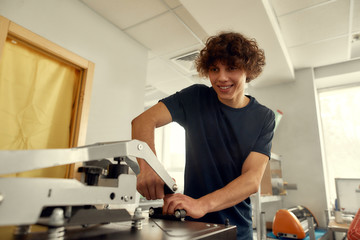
xmin=317 ymin=83 xmax=360 ymax=208
xmin=0 ymin=15 xmax=94 ymax=177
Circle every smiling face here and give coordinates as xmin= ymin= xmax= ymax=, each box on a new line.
xmin=208 ymin=61 xmax=249 ymax=108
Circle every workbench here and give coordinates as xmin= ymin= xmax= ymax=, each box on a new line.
xmin=327 ymin=219 xmax=350 ymax=240
xmin=19 ymin=217 xmax=237 ymax=240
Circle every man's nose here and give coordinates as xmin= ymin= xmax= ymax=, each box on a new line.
xmin=218 ymin=69 xmax=229 ymax=81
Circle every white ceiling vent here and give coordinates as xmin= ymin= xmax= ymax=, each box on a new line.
xmin=171 ymin=50 xmax=199 ymax=74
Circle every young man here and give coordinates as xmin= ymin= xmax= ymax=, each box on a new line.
xmin=132 ymin=31 xmax=275 ymax=239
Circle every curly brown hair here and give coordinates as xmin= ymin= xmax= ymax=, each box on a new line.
xmin=196 ymin=32 xmax=265 ymax=82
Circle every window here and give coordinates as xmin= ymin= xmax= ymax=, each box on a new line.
xmin=0 ymin=16 xmax=94 ymax=178
xmin=318 ymin=85 xmax=360 ymax=205
xmin=156 ymin=122 xmax=186 ymax=193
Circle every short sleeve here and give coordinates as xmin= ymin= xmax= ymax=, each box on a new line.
xmin=252 ymin=109 xmax=276 ymax=159
xmin=159 ymin=84 xmax=205 ymax=128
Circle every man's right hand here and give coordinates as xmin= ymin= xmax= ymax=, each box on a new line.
xmin=136 ymin=162 xmax=165 ymax=200
xmin=131 ymin=102 xmax=173 ymax=200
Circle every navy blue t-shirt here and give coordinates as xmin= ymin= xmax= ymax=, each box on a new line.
xmin=160 ymin=84 xmax=275 ymax=240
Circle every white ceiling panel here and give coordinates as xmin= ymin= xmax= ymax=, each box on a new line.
xmin=125 ymin=12 xmax=201 ymax=56
xmin=270 ymin=0 xmax=330 ymax=16
xmin=82 ymin=0 xmax=168 ymax=29
xmin=173 ymin=5 xmax=208 ymax=42
xmin=278 ymin=0 xmax=349 ymax=47
xmin=289 ymin=36 xmax=349 ymax=68
xmin=181 ymin=0 xmax=269 ymax=36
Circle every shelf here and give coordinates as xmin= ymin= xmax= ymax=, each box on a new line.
xmin=260 ymin=195 xmax=283 ymax=203
xmin=251 ymin=195 xmax=283 ymax=203
xmin=270 ymin=152 xmax=281 ymax=161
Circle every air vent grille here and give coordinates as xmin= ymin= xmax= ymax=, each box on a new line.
xmin=171 ymin=51 xmax=199 ymax=73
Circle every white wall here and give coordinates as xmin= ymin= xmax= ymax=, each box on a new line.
xmin=0 ymin=0 xmax=148 ymax=144
xmin=248 ymin=68 xmax=328 ymax=227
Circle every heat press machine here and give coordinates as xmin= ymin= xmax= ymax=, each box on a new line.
xmin=272 ymin=205 xmax=318 ymax=239
xmin=0 ymin=140 xmax=236 ymax=239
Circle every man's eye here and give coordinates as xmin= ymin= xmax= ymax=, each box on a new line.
xmin=229 ymin=67 xmax=238 ymax=71
xmin=210 ymin=67 xmax=218 ymax=72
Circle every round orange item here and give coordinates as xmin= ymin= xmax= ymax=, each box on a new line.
xmin=272 ymin=209 xmax=306 ymax=239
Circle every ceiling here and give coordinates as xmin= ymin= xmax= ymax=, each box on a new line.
xmin=81 ymin=0 xmax=360 ymax=106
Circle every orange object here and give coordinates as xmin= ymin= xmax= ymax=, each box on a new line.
xmin=272 ymin=206 xmax=318 ymax=239
xmin=348 ymin=208 xmax=360 ymax=240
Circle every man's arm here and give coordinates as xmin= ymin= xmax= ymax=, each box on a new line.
xmin=162 ymin=152 xmax=269 ymax=218
xmin=131 ymin=102 xmax=172 ymax=200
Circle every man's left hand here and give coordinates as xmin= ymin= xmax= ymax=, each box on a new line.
xmin=162 ymin=193 xmax=208 ymax=219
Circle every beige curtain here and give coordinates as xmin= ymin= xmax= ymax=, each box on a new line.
xmin=0 ymin=38 xmax=80 ymax=178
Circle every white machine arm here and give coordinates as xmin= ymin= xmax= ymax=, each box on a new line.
xmin=0 ymin=140 xmax=177 ymax=227
xmin=0 ymin=140 xmax=177 ymax=192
